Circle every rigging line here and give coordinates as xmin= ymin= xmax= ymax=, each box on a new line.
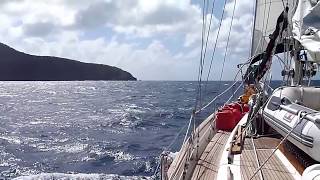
xmin=203 ymin=0 xmax=269 ymax=107
xmin=249 ymin=0 xmax=271 ymax=61
xmin=185 ymin=65 xmax=245 ymax=147
xmin=251 ymin=137 xmax=264 ymax=180
xmin=195 ymin=62 xmax=254 ymax=114
xmin=263 ymin=0 xmax=272 ymax=41
xmin=182 ymin=64 xmax=254 ymax=171
xmin=263 ymin=69 xmax=273 ymax=93
xmin=195 ymin=0 xmax=208 ymax=111
xmin=281 ymin=0 xmax=286 ymax=9
xmin=218 ymin=0 xmax=237 ymax=82
xmin=199 ymin=0 xmax=229 ymax=109
xmin=197 ymin=0 xmax=217 ymax=114
xmin=179 ymin=69 xmax=255 ymax=176
xmin=195 ymin=0 xmax=212 ymax=117
xmin=256 ymin=0 xmax=268 ymax=54
xmin=167 ymin=123 xmax=190 ymax=152
xmin=192 ymin=0 xmax=208 ymax=136
xmin=274 ymin=54 xmax=289 ymax=69
xmin=281 ymin=0 xmax=289 ymax=86
xmin=226 ymin=79 xmax=243 ymax=104
xmin=249 ymin=112 xmax=310 ymax=180
xmin=256 ymin=0 xmax=272 ymax=56
xmin=197 ymin=0 xmax=206 ymax=83
xmin=196 ymin=0 xmax=213 ymax=150
xmin=191 ymin=30 xmax=266 ymax=125
xmin=245 ymin=0 xmax=274 ymax=82
xmin=154 ymin=109 xmax=198 ymax=176
xmin=183 ymin=114 xmax=194 ymax=143
xmin=200 ymin=0 xmax=210 ymax=81
xmin=227 ymin=65 xmax=260 ymax=105
xmin=230 ymin=89 xmax=274 ymax=151
xmin=284 ymin=0 xmax=294 ymax=86
xmin=152 ymin=122 xmax=190 ymax=177
xmin=193 ymin=0 xmax=211 ymax=161
xmin=258 ymin=0 xmax=285 ymax=6
xmin=256 ymin=0 xmax=283 ymax=82
xmin=249 ymin=0 xmax=257 ymax=58
xmin=203 ymin=0 xmax=228 ymax=86
xmin=195 ymin=67 xmax=245 ymax=114
xmin=201 ymin=0 xmax=217 ymax=78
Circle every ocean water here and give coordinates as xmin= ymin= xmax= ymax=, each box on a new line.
xmin=0 ymin=81 xmax=286 ymax=179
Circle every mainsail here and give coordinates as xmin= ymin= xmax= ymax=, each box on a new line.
xmin=244 ymin=0 xmax=299 ymax=83
xmin=292 ymin=0 xmax=320 ymax=62
xmin=251 ymin=0 xmax=298 ymax=56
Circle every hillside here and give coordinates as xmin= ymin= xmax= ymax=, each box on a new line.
xmin=0 ymin=43 xmax=136 ymax=81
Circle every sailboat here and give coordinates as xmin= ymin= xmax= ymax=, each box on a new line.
xmin=158 ymin=0 xmax=320 ymax=179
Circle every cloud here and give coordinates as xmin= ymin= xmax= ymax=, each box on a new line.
xmin=23 ymin=22 xmax=59 ymax=37
xmin=0 ymin=0 xmax=20 ymax=6
xmin=73 ymin=0 xmax=201 ymax=37
xmin=74 ymin=1 xmax=117 ymax=29
xmin=0 ymin=0 xmax=260 ymax=80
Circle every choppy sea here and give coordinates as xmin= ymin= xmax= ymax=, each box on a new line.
xmin=0 ymin=80 xmax=300 ymax=179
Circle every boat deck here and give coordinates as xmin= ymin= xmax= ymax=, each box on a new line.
xmin=240 ymin=136 xmax=296 ymax=180
xmin=188 ymin=133 xmax=299 ymax=180
xmin=191 ymin=131 xmax=230 ymax=180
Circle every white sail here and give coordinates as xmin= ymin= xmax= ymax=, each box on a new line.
xmin=251 ymin=0 xmax=298 ymax=56
xmin=292 ymin=0 xmax=320 ymax=62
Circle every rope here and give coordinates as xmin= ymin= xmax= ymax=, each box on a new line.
xmin=195 ymin=0 xmax=209 ymax=114
xmin=204 ymin=0 xmax=228 ymax=87
xmin=249 ymin=111 xmax=310 ymax=180
xmin=196 ymin=62 xmax=255 ymax=115
xmin=201 ymin=0 xmax=217 ymax=75
xmin=263 ymin=0 xmax=272 ymax=39
xmin=169 ymin=0 xmax=279 ymax=175
xmin=183 ymin=113 xmax=195 ymax=143
xmin=159 ymin=0 xmax=293 ymax=178
xmin=218 ymin=0 xmax=237 ymax=82
xmin=192 ymin=0 xmax=210 ymax=160
xmin=201 ymin=0 xmax=272 ymax=116
xmin=249 ymin=0 xmax=257 ymax=58
xmin=196 ymin=80 xmax=239 ymax=114
xmin=226 ymin=79 xmax=243 ymax=104
xmin=251 ymin=137 xmax=264 ymax=180
xmin=153 ymin=121 xmax=190 ymax=177
xmin=167 ymin=49 xmax=265 ymax=179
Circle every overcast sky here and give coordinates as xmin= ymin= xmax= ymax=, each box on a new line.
xmin=0 ymin=0 xmax=258 ymax=80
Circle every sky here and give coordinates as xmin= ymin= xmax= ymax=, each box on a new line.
xmin=0 ymin=0 xmax=258 ymax=80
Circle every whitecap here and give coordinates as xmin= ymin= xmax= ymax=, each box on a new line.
xmin=52 ymin=143 xmax=89 ymax=153
xmin=13 ymin=173 xmax=151 ymax=180
xmin=0 ymin=135 xmax=21 ymax=144
xmin=34 ymin=142 xmax=88 ymax=153
xmin=29 ymin=121 xmax=44 ymax=125
xmin=124 ymin=108 xmax=146 ymax=114
xmin=0 ymin=93 xmax=18 ymax=97
xmin=84 ymin=149 xmax=135 ymax=162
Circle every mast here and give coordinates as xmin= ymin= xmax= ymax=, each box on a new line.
xmin=290 ymin=0 xmax=320 ymax=85
xmin=244 ymin=0 xmax=300 ymax=84
xmin=290 ymin=42 xmax=303 ymax=85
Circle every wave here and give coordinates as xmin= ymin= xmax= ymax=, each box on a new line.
xmin=12 ymin=173 xmax=151 ymax=180
xmin=83 ymin=149 xmax=135 ymax=163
